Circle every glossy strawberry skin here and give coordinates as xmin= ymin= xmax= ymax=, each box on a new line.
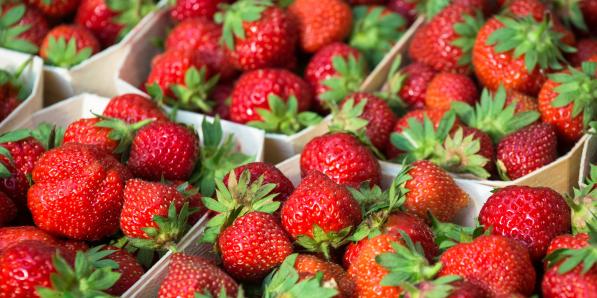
xmin=0 ymin=137 xmax=45 ymax=206
xmin=218 ymin=212 xmax=293 ymax=282
xmin=225 ymin=162 xmax=295 ymax=202
xmin=295 ymin=254 xmax=357 ymax=298
xmin=281 ymin=171 xmax=362 ymax=240
xmin=479 ymin=185 xmax=571 ymax=261
xmin=0 ymin=3 xmax=49 ymax=48
xmin=0 ymin=226 xmax=62 ymax=252
xmin=75 ymin=0 xmax=123 ymax=47
xmin=39 ymin=25 xmax=100 ymax=62
xmin=341 ymin=93 xmax=397 ymax=151
xmin=0 ymin=192 xmax=16 ymax=226
xmin=398 ymin=62 xmax=437 ymax=109
xmin=384 ymin=212 xmax=439 ymax=261
xmin=567 ymin=38 xmax=597 ymax=67
xmin=28 ymin=143 xmax=130 ymax=240
xmin=496 ymin=123 xmax=558 ymax=180
xmin=439 ymin=235 xmax=536 ymax=297
xmin=169 ymin=0 xmax=226 ymax=22
xmin=505 ymin=90 xmax=538 ymax=113
xmin=158 ymin=253 xmax=239 ymax=298
xmin=425 ymin=72 xmax=479 ymax=111
xmin=63 ymin=118 xmax=118 ymax=154
xmin=447 ymin=280 xmax=490 ymax=298
xmin=103 ymin=93 xmax=168 ymax=124
xmin=546 ymin=233 xmax=589 ymax=255
xmin=225 ymin=7 xmax=297 ymax=71
xmin=229 ymin=68 xmax=312 ymax=124
xmin=300 ymin=132 xmax=381 ymax=187
xmin=25 ymin=0 xmax=79 ymax=19
xmin=211 ymin=83 xmax=233 ymax=120
xmin=104 ymin=246 xmax=145 ymax=296
xmin=127 ymin=121 xmax=199 ymax=181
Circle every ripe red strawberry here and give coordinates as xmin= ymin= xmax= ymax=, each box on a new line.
xmin=229 ymin=68 xmax=312 ymax=126
xmin=39 ymin=25 xmax=101 ymax=68
xmin=211 ymin=82 xmax=233 ymax=120
xmin=479 ymin=185 xmax=571 ymax=261
xmin=281 ymin=171 xmax=362 ymax=258
xmin=288 ymin=0 xmax=352 ymax=53
xmin=169 ymin=0 xmax=226 ymax=22
xmin=218 ymin=211 xmax=293 ymax=281
xmin=0 ymin=191 xmax=16 ymax=226
xmin=294 ymin=254 xmax=357 ymax=298
xmin=384 ymin=212 xmax=439 ymax=260
xmin=63 ymin=118 xmax=118 ymax=153
xmin=538 ymin=63 xmax=597 ymax=145
xmin=409 ymin=3 xmax=483 ymax=74
xmin=391 ymin=62 xmax=437 ymax=109
xmin=128 ymin=121 xmax=199 ymax=181
xmin=158 ymin=253 xmax=239 ymax=298
xmin=439 ymin=235 xmax=536 ymax=297
xmin=547 ymin=233 xmax=589 ymax=255
xmin=165 ymin=17 xmax=236 ymax=81
xmin=506 ymin=90 xmax=538 ymax=113
xmin=305 ymin=42 xmax=367 ymax=111
xmin=0 ymin=226 xmax=62 ymax=251
xmin=388 ymin=0 xmax=417 ymax=25
xmin=218 ymin=1 xmax=297 ymax=71
xmin=496 ymin=123 xmax=558 ymax=180
xmin=425 ymin=72 xmax=479 ymax=111
xmin=28 ymin=143 xmax=130 ymax=240
xmin=226 ymin=162 xmax=294 ymax=202
xmin=102 ymin=246 xmax=145 ymax=296
xmin=103 ymin=93 xmax=168 ymax=124
xmin=567 ymin=39 xmax=597 ymax=67
xmin=60 ymin=240 xmax=89 ymax=254
xmin=25 ymin=0 xmax=79 ymax=18
xmin=301 ymin=132 xmax=381 ymax=187
xmin=580 ymin=0 xmax=597 ymax=32
xmin=0 ymin=4 xmax=49 ymax=53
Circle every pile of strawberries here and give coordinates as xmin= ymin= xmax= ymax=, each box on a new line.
xmin=0 ymin=92 xmax=253 ymax=296
xmin=0 ymin=0 xmax=158 ymax=68
xmin=0 ymin=59 xmax=31 ymax=122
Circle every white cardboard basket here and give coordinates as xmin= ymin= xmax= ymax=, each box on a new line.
xmin=0 ymin=48 xmax=44 ymax=133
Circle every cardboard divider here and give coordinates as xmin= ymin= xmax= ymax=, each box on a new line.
xmin=0 ymin=49 xmax=44 ymax=133
xmin=578 ymin=134 xmax=596 ymax=186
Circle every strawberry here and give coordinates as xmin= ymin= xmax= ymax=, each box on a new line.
xmin=425 ymin=72 xmax=479 ymax=111
xmin=60 ymin=240 xmax=89 ymax=254
xmin=288 ymin=0 xmax=352 ymax=53
xmin=39 ymin=25 xmax=101 ymax=68
xmin=409 ymin=3 xmax=484 ymax=74
xmin=145 ymin=49 xmax=218 ymax=113
xmin=547 ymin=233 xmax=590 ymax=255
xmin=212 ymin=82 xmax=233 ymax=120
xmin=567 ymin=39 xmax=597 ymax=67
xmin=281 ymin=171 xmax=362 ymax=258
xmin=538 ymin=62 xmax=597 ymax=145
xmin=293 ymin=254 xmax=357 ymax=298
xmin=479 ymin=185 xmax=571 ymax=261
xmin=387 ymin=0 xmax=417 ymax=25
xmin=304 ymin=42 xmax=367 ymax=112
xmin=0 ymin=4 xmax=49 ymax=54
xmin=0 ymin=191 xmax=16 ymax=226
xmin=567 ymin=165 xmax=597 ymax=234
xmin=0 ymin=226 xmax=62 ymax=251
xmin=505 ymin=90 xmax=538 ymax=113
xmin=229 ymin=68 xmax=314 ymax=129
xmin=301 ymin=132 xmax=381 ymax=187
xmin=225 ymin=162 xmax=294 ymax=202
xmin=472 ymin=15 xmax=575 ymax=96
xmin=120 ymin=179 xmax=201 ymax=251
xmin=75 ymin=0 xmax=156 ymax=47
xmin=102 ymin=93 xmax=168 ymax=124
xmin=158 ymin=253 xmax=239 ymax=298
xmin=455 ymin=126 xmax=496 ymax=174
xmin=217 ymin=0 xmax=297 ymax=71
xmin=218 ymin=211 xmax=293 ymax=281
xmin=439 ymin=235 xmax=536 ymax=297
xmin=28 ymin=143 xmax=130 ymax=240
xmin=169 ymin=0 xmax=226 ymax=22
xmin=128 ymin=121 xmax=199 ymax=181
xmin=25 ymin=0 xmax=79 ymax=18
xmin=101 ymin=245 xmax=145 ymax=296
xmin=388 ymin=61 xmax=437 ymax=109
xmin=496 ymin=123 xmax=558 ymax=180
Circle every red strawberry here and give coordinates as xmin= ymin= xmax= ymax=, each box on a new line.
xmin=388 ymin=0 xmax=417 ymax=25
xmin=128 ymin=121 xmax=199 ymax=181
xmin=294 ymin=254 xmax=357 ymax=298
xmin=229 ymin=68 xmax=313 ymax=125
xmin=580 ymin=0 xmax=597 ymax=32
xmin=0 ymin=191 xmax=16 ymax=226
xmin=218 ymin=211 xmax=293 ymax=281
xmin=384 ymin=212 xmax=439 ymax=260
xmin=60 ymin=240 xmax=89 ymax=253
xmin=425 ymin=72 xmax=479 ymax=111
xmin=63 ymin=118 xmax=118 ymax=154
xmin=0 ymin=4 xmax=49 ymax=53
xmin=165 ymin=18 xmax=236 ymax=81
xmin=305 ymin=42 xmax=367 ymax=111
xmin=301 ymin=132 xmax=381 ymax=187
xmin=103 ymin=246 xmax=145 ymax=296
xmin=102 ymin=93 xmax=168 ymax=124
xmin=218 ymin=1 xmax=297 ymax=71
xmin=445 ymin=280 xmax=490 ymax=298
xmin=281 ymin=171 xmax=362 ymax=258
xmin=505 ymin=90 xmax=538 ymax=113
xmin=169 ymin=0 xmax=226 ymax=22
xmin=28 ymin=143 xmax=130 ymax=240
xmin=479 ymin=185 xmax=571 ymax=261
xmin=392 ymin=62 xmax=437 ymax=109
xmin=25 ymin=0 xmax=79 ymax=19
xmin=158 ymin=253 xmax=239 ymax=298
xmin=547 ymin=233 xmax=589 ymax=255
xmin=409 ymin=3 xmax=483 ymax=74
xmin=39 ymin=25 xmax=101 ymax=68
xmin=567 ymin=39 xmax=597 ymax=67
xmin=343 ymin=238 xmax=368 ymax=269
xmin=496 ymin=123 xmax=558 ymax=180
xmin=226 ymin=162 xmax=294 ymax=202
xmin=0 ymin=226 xmax=62 ymax=251
xmin=288 ymin=0 xmax=352 ymax=53
xmin=439 ymin=235 xmax=536 ymax=297
xmin=211 ymin=82 xmax=233 ymax=120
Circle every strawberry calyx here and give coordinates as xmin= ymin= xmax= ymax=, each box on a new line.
xmin=320 ymin=55 xmax=368 ymax=108
xmin=0 ymin=4 xmax=39 ymax=54
xmin=349 ymin=6 xmax=405 ymax=66
xmin=93 ymin=113 xmax=153 ymax=159
xmin=45 ymin=35 xmax=94 ymax=68
xmin=262 ymin=254 xmax=340 ymax=298
xmin=429 ymin=212 xmax=486 ymax=252
xmin=247 ymin=94 xmax=322 ymax=135
xmin=35 ymin=246 xmax=121 ymax=298
xmin=0 ymin=56 xmax=33 ymax=100
xmin=545 ymin=227 xmax=597 ymax=275
xmin=565 ymin=164 xmax=597 ymax=234
xmin=552 ymin=0 xmax=588 ymax=31
xmin=549 ymin=62 xmax=597 ymax=131
xmin=431 ymin=127 xmax=490 ymax=179
xmin=169 ymin=66 xmax=220 ymax=113
xmin=486 ymin=15 xmax=576 ymax=73
xmin=215 ymin=0 xmax=273 ymax=50
xmin=399 ymin=275 xmax=462 ymax=298
xmin=416 ymin=0 xmax=450 ymax=18
xmin=377 ymin=55 xmax=408 ymax=114
xmin=106 ymin=0 xmax=156 ymax=42
xmin=451 ymin=10 xmax=484 ymax=66
xmin=296 ymin=225 xmax=352 ymax=260
xmin=452 ymin=86 xmax=540 ymax=144
xmin=200 ymin=169 xmax=280 ymax=245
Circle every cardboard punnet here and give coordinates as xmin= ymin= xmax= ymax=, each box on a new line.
xmin=122 ymin=155 xmax=494 ymax=297
xmin=0 ymin=48 xmax=43 ymax=132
